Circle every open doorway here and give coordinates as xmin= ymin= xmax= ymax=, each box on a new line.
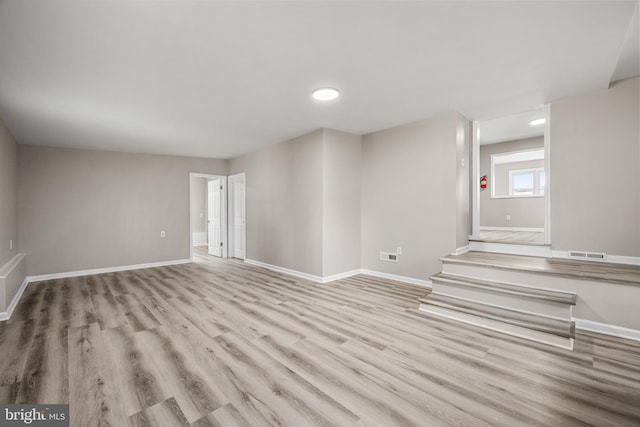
xmin=189 ymin=173 xmax=227 ymax=261
xmin=471 ymin=106 xmax=551 ymax=246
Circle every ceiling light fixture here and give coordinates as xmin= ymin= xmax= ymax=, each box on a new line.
xmin=312 ymin=88 xmax=340 ymax=101
xmin=529 ymin=118 xmax=546 ymax=126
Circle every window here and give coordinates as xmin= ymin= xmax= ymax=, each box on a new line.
xmin=509 ymin=168 xmax=544 ymax=196
xmin=490 ymin=149 xmax=545 ymax=198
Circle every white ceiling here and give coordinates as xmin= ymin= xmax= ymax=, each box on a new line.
xmin=478 ymin=109 xmax=545 ymax=145
xmin=0 ymin=1 xmax=637 ymax=159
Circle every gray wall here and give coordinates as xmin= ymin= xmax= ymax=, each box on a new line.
xmin=480 ymin=137 xmax=545 ymax=228
xmin=551 ymin=76 xmax=640 ymax=256
xmin=456 ymin=119 xmax=471 ymax=249
xmin=190 ymin=177 xmax=208 ymax=234
xmin=361 ymin=112 xmax=467 ymax=280
xmin=18 ymin=145 xmax=227 ymax=275
xmin=229 ymin=130 xmax=324 ymax=277
xmin=0 ymin=119 xmax=19 ymax=268
xmin=322 ymin=129 xmax=361 ymax=276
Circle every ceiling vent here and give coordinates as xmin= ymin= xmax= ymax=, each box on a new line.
xmin=568 ymin=251 xmax=607 ymax=262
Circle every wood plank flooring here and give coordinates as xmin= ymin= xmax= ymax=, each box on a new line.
xmin=1 ymin=253 xmax=639 ymax=426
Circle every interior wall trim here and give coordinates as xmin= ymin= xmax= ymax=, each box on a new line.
xmin=245 ymin=258 xmax=325 ymax=282
xmin=192 ymin=231 xmax=208 ymax=247
xmin=27 ymin=258 xmax=192 ymax=283
xmin=245 ymin=258 xmax=432 ymax=287
xmin=359 ymin=269 xmax=433 ymax=288
xmin=452 ymin=245 xmax=470 ymax=255
xmin=0 ymin=253 xmax=27 ymax=320
xmin=322 ymin=269 xmax=363 ymax=283
xmin=574 ymin=318 xmax=640 ymax=342
xmin=0 ymin=253 xmax=24 ymax=278
xmin=479 ymin=226 xmax=545 ymax=232
xmin=0 ymin=277 xmax=28 ymax=321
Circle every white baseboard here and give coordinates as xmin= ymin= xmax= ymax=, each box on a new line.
xmin=360 ymin=269 xmax=432 ymax=288
xmin=551 ymin=250 xmax=640 ymax=266
xmin=0 ymin=253 xmax=27 ymax=320
xmin=244 ymin=259 xmax=325 ymax=283
xmin=0 ymin=277 xmax=29 ymax=321
xmin=480 ymin=226 xmax=544 ymax=232
xmin=322 ymin=269 xmax=362 ymax=283
xmin=192 ymin=231 xmax=207 ymax=247
xmin=27 ymin=259 xmax=192 ymax=283
xmin=574 ymin=318 xmax=640 ymax=342
xmin=452 ymin=245 xmax=470 ymax=255
xmin=0 ymin=253 xmax=24 ymax=277
xmin=244 ymin=259 xmax=431 ymax=287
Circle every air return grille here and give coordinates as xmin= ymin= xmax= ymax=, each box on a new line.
xmin=379 ymin=252 xmax=399 ymax=262
xmin=568 ymin=251 xmax=606 ymax=261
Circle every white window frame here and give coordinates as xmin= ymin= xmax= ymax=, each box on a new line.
xmin=508 ymin=167 xmax=545 ymax=197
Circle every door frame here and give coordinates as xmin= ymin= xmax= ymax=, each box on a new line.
xmin=470 ymin=104 xmax=551 ymax=245
xmin=189 ymin=172 xmax=228 ymax=261
xmin=228 ymin=172 xmax=247 ymax=260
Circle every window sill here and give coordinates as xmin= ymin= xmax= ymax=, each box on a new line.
xmin=490 ymin=195 xmax=544 ymax=199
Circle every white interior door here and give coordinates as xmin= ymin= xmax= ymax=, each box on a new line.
xmin=208 ymin=179 xmax=222 ymax=257
xmin=233 ymin=179 xmax=246 ymax=259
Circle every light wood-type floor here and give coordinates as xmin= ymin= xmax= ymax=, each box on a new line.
xmin=1 ymin=254 xmax=639 ymax=426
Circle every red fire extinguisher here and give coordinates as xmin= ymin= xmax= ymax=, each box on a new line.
xmin=480 ymin=175 xmax=487 ymax=189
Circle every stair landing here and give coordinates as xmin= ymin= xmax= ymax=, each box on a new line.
xmin=443 ymin=251 xmax=640 ymax=285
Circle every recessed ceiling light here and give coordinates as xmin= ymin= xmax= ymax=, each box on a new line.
xmin=312 ymin=88 xmax=340 ymax=101
xmin=529 ymin=118 xmax=546 ymax=126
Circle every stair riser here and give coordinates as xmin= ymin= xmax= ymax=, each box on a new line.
xmin=419 ymin=303 xmax=574 ymax=349
xmin=442 ymin=262 xmax=585 ymax=292
xmin=432 ymin=281 xmax=571 ymax=319
xmin=442 ymin=262 xmax=640 ymax=330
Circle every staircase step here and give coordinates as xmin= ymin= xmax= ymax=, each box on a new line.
xmin=440 ymin=251 xmax=640 ymax=285
xmin=430 ymin=273 xmax=573 ymax=318
xmin=419 ymin=293 xmax=574 ymax=339
xmin=431 ymin=273 xmax=576 ymax=305
xmin=418 ymin=302 xmax=574 ymax=349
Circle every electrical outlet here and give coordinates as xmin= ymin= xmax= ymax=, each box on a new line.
xmin=397 ymin=246 xmax=402 ymax=255
xmin=506 ymin=215 xmax=511 ymax=221
xmin=160 ymin=231 xmax=166 ymax=238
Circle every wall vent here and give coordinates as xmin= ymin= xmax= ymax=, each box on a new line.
xmin=568 ymin=251 xmax=606 ymax=262
xmin=379 ymin=252 xmax=398 ymax=262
